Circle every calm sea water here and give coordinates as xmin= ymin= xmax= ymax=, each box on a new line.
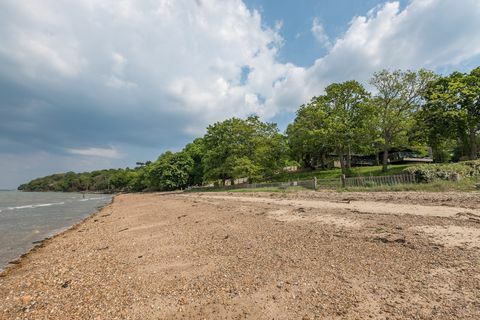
xmin=0 ymin=191 xmax=112 ymax=271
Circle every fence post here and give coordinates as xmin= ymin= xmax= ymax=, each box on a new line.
xmin=313 ymin=177 xmax=317 ymax=191
xmin=341 ymin=174 xmax=346 ymax=188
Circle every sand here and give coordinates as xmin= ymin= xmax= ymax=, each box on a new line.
xmin=1 ymin=191 xmax=479 ymax=319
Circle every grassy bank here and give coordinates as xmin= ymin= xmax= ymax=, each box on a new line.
xmin=341 ymin=177 xmax=479 ymax=192
xmin=270 ymin=164 xmax=412 ymax=182
xmin=197 ymin=177 xmax=479 ymax=193
xmin=188 ymin=162 xmax=480 ymax=193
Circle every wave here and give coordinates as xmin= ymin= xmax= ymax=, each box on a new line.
xmin=3 ymin=202 xmax=65 ymax=211
xmin=0 ymin=196 xmax=109 ymax=214
xmin=79 ymin=197 xmax=107 ymax=202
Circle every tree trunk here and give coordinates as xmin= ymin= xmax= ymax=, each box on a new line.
xmin=346 ymin=146 xmax=352 ymax=169
xmin=304 ymin=155 xmax=314 ymax=169
xmin=375 ymin=151 xmax=380 ymax=166
xmin=338 ymin=151 xmax=346 ymax=175
xmin=382 ymin=146 xmax=389 ymax=172
xmin=469 ymin=128 xmax=478 ymax=160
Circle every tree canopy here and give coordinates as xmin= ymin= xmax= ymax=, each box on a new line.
xmin=369 ymin=69 xmax=437 ymax=171
xmin=420 ymin=67 xmax=480 ymax=161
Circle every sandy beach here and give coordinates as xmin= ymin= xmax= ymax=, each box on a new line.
xmin=1 ymin=191 xmax=479 ymax=319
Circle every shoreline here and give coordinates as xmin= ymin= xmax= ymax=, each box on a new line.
xmin=0 ymin=195 xmax=116 ymax=275
xmin=0 ymin=192 xmax=479 ymax=319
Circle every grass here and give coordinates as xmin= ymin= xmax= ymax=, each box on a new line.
xmin=341 ymin=177 xmax=480 ymax=192
xmin=270 ymin=164 xmax=412 ymax=182
xmin=187 ymin=163 xmax=480 ymax=193
xmin=192 ymin=178 xmax=479 ymax=193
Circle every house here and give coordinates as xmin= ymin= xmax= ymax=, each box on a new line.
xmin=329 ymin=148 xmax=433 ymax=168
xmin=388 ymin=149 xmax=433 ymax=164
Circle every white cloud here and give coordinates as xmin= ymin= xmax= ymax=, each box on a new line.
xmin=2 ymin=0 xmax=479 ymax=131
xmin=305 ymin=0 xmax=480 ymax=90
xmin=311 ymin=18 xmax=331 ymax=48
xmin=68 ymin=147 xmax=121 ymax=159
xmin=1 ymin=0 xmax=480 ymax=188
xmin=0 ymin=0 xmax=292 ymax=122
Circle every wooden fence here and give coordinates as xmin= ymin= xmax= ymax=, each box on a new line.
xmin=190 ymin=173 xmax=417 ymax=191
xmin=342 ymin=173 xmax=416 ymax=187
xmin=190 ymin=179 xmax=316 ymax=191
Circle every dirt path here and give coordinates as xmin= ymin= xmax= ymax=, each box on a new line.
xmin=0 ymin=192 xmax=479 ymax=319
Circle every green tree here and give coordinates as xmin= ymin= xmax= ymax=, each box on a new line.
xmin=370 ymin=69 xmax=437 ymax=171
xmin=183 ymin=138 xmax=206 ymax=186
xmin=202 ymin=116 xmax=287 ymax=184
xmin=147 ymin=151 xmax=194 ymax=190
xmin=232 ymin=157 xmax=262 ymax=183
xmin=288 ymin=80 xmax=373 ymax=174
xmin=421 ymin=67 xmax=480 ymax=160
xmin=287 ymin=103 xmax=331 ymax=169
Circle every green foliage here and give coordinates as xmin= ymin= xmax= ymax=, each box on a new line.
xmin=420 ymin=67 xmax=480 ymax=161
xmin=183 ymin=138 xmax=206 ymax=186
xmin=369 ymin=69 xmax=438 ymax=171
xmin=17 ymin=168 xmax=144 ymax=193
xmin=287 ymin=80 xmax=374 ymax=172
xmin=147 ymin=151 xmax=194 ymax=191
xmin=404 ymin=160 xmax=480 ymax=183
xmin=232 ymin=157 xmax=262 ymax=182
xmin=202 ymin=116 xmax=288 ymax=183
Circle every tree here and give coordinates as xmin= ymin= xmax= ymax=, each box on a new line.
xmin=147 ymin=151 xmax=194 ymax=190
xmin=232 ymin=157 xmax=262 ymax=183
xmin=287 ymin=103 xmax=331 ymax=169
xmin=247 ymin=116 xmax=289 ymax=179
xmin=370 ymin=69 xmax=437 ymax=171
xmin=288 ymin=80 xmax=373 ymax=174
xmin=202 ymin=116 xmax=287 ymax=184
xmin=183 ymin=138 xmax=206 ymax=186
xmin=421 ymin=67 xmax=480 ymax=160
xmin=320 ymin=81 xmax=373 ymax=173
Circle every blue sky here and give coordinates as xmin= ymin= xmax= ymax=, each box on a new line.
xmin=245 ymin=0 xmax=408 ymax=66
xmin=1 ymin=0 xmax=480 ymax=189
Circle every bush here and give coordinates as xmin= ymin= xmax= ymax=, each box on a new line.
xmin=404 ymin=160 xmax=480 ymax=183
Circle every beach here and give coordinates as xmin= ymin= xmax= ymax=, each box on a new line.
xmin=1 ymin=191 xmax=479 ymax=319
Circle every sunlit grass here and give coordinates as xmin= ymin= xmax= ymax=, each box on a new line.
xmin=340 ymin=177 xmax=480 ymax=192
xmin=270 ymin=164 xmax=412 ymax=182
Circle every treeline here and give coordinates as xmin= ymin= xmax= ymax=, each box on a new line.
xmin=19 ymin=67 xmax=480 ymax=192
xmin=19 ymin=116 xmax=291 ymax=192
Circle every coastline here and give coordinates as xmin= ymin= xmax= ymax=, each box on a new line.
xmin=0 ymin=192 xmax=479 ymax=319
xmin=0 ymin=195 xmax=116 ymax=275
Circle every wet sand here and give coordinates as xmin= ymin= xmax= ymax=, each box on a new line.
xmin=1 ymin=192 xmax=479 ymax=319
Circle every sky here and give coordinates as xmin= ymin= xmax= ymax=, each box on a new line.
xmin=1 ymin=0 xmax=480 ymax=189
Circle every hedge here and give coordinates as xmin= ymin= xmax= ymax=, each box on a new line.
xmin=404 ymin=160 xmax=480 ymax=183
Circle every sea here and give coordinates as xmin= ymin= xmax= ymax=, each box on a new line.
xmin=0 ymin=191 xmax=112 ymax=271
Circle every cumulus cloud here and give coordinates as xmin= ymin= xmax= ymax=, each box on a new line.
xmin=305 ymin=0 xmax=480 ymax=89
xmin=311 ymin=18 xmax=331 ymax=48
xmin=1 ymin=0 xmax=480 ymax=187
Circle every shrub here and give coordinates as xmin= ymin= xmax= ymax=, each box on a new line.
xmin=404 ymin=160 xmax=480 ymax=183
